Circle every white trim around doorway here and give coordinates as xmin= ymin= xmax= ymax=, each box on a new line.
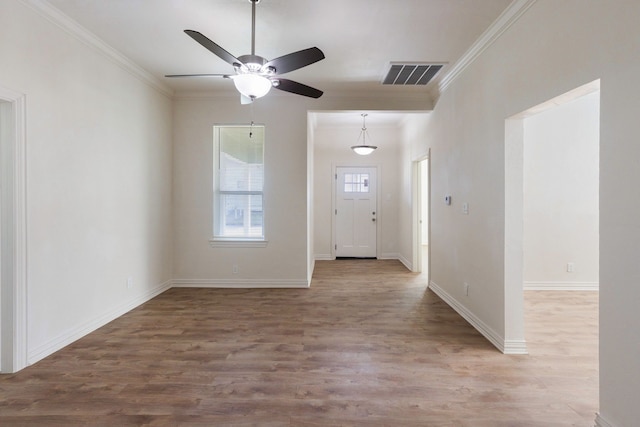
xmin=0 ymin=86 xmax=28 ymax=373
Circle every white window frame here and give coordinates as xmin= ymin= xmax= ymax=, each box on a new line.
xmin=210 ymin=124 xmax=268 ymax=248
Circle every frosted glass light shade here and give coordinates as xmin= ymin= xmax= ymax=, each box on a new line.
xmin=232 ymin=74 xmax=272 ymax=99
xmin=351 ymin=145 xmax=377 ymax=155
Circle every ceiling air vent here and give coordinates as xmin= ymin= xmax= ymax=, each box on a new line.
xmin=382 ymin=63 xmax=444 ymax=86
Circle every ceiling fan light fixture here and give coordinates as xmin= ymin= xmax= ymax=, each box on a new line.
xmin=232 ymin=73 xmax=272 ymax=99
xmin=350 ymin=113 xmax=377 ymax=155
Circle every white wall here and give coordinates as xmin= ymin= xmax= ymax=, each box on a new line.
xmin=399 ymin=115 xmax=431 ymax=270
xmin=416 ymin=1 xmax=640 ymax=425
xmin=0 ymin=100 xmax=11 ymax=370
xmin=173 ymin=95 xmax=311 ymax=286
xmin=420 ymin=161 xmax=429 ymax=245
xmin=313 ymin=125 xmax=401 ymax=262
xmin=396 ymin=125 xmax=415 ymax=268
xmin=0 ymin=0 xmax=174 ymax=364
xmin=172 ymin=91 xmax=430 ymax=287
xmin=306 ymin=115 xmax=316 ymax=281
xmin=523 ymin=91 xmax=599 ymax=289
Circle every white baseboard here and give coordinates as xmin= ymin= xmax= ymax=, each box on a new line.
xmin=397 ymin=254 xmax=413 ymax=271
xmin=314 ymin=254 xmax=333 ymax=261
xmin=308 ymin=258 xmax=315 ymax=285
xmin=378 ymin=253 xmax=413 ymax=271
xmin=379 ymin=252 xmax=398 ymax=260
xmin=503 ymin=339 xmax=528 ymax=354
xmin=429 ymin=280 xmax=528 ymax=355
xmin=595 ymin=413 xmax=616 ymax=427
xmin=524 ymin=281 xmax=599 ymax=291
xmin=26 ymin=276 xmax=307 ymax=367
xmin=28 ymin=279 xmax=172 ymax=365
xmin=172 ymin=279 xmax=309 ymax=288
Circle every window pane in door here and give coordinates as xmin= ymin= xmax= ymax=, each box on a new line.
xmin=344 ymin=173 xmax=370 ymax=193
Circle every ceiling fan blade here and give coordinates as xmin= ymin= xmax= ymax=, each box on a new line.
xmin=273 ymin=78 xmax=323 ymax=99
xmin=184 ymin=30 xmax=242 ymax=66
xmin=164 ymin=74 xmax=231 ymax=78
xmin=264 ymin=47 xmax=325 ymax=75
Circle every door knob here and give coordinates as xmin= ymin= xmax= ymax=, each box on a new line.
xmin=372 ymin=218 xmax=376 ymax=222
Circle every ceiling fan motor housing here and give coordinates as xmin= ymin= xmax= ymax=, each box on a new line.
xmin=236 ymin=55 xmax=275 ymax=75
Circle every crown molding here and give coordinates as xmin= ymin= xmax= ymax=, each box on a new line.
xmin=437 ymin=0 xmax=537 ymax=96
xmin=19 ymin=0 xmax=173 ymax=98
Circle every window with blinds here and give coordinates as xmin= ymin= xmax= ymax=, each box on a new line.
xmin=213 ymin=125 xmax=265 ymax=240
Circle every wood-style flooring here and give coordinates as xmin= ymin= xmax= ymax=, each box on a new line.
xmin=0 ymin=260 xmax=598 ymax=426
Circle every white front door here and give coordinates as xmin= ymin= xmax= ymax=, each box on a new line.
xmin=335 ymin=166 xmax=377 ymax=258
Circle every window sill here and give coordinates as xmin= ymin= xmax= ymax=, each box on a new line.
xmin=209 ymin=238 xmax=268 ymax=248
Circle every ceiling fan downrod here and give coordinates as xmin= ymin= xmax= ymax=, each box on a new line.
xmin=250 ymin=0 xmax=260 ymax=56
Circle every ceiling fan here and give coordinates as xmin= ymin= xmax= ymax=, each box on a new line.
xmin=165 ymin=0 xmax=325 ymax=104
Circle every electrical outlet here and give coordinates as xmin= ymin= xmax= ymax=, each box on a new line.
xmin=127 ymin=277 xmax=133 ymax=289
xmin=464 ymin=282 xmax=470 ymax=296
xmin=567 ymin=262 xmax=575 ymax=273
xmin=232 ymin=264 xmax=239 ymax=274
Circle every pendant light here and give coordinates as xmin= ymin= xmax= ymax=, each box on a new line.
xmin=351 ymin=113 xmax=377 ymax=155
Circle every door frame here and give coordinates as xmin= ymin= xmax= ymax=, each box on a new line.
xmin=331 ymin=163 xmax=381 ymax=259
xmin=0 ymin=86 xmax=28 ymax=373
xmin=413 ymin=152 xmax=431 ymax=278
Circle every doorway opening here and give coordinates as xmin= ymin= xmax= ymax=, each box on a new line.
xmin=522 ymin=85 xmax=600 ymax=368
xmin=414 ymin=156 xmax=430 ymax=277
xmin=504 ymin=79 xmax=600 ymax=356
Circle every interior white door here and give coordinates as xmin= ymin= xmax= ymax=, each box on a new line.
xmin=335 ymin=166 xmax=377 ymax=258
